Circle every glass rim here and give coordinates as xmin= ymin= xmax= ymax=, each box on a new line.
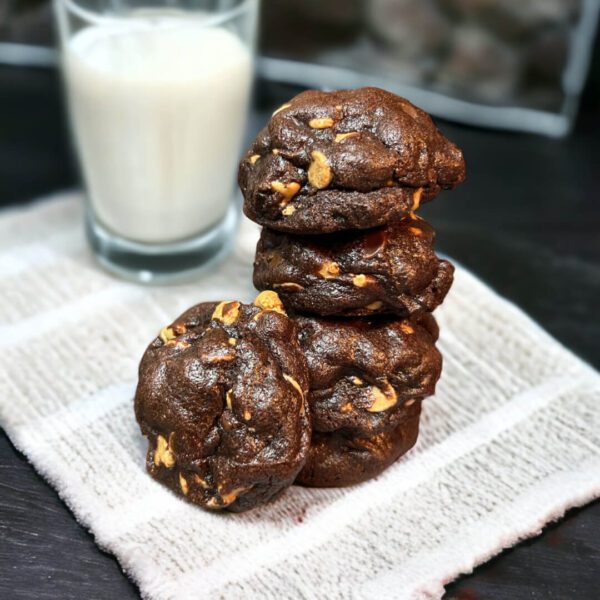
xmin=58 ymin=0 xmax=257 ymax=28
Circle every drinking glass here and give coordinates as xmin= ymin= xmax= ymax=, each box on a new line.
xmin=54 ymin=0 xmax=258 ymax=282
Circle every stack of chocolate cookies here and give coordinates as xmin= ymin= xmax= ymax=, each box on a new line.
xmin=240 ymin=87 xmax=465 ymax=487
xmin=134 ymin=87 xmax=466 ymax=511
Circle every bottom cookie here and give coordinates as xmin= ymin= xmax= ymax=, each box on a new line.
xmin=296 ymin=400 xmax=421 ymax=487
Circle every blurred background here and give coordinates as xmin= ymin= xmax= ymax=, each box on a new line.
xmin=1 ymin=0 xmax=598 ymax=133
xmin=0 ymin=1 xmax=599 ymax=598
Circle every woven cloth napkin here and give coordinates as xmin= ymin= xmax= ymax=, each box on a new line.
xmin=1 ymin=193 xmax=599 ymax=600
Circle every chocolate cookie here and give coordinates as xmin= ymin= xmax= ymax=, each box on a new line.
xmin=296 ymin=401 xmax=422 ymax=487
xmin=294 ymin=313 xmax=440 ymax=486
xmin=254 ymin=215 xmax=454 ymax=317
xmin=239 ymin=87 xmax=465 ymax=234
xmin=134 ymin=292 xmax=311 ymax=512
xmin=296 ymin=313 xmax=441 ymax=435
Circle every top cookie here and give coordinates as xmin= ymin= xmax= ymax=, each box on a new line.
xmin=239 ymin=87 xmax=465 ymax=234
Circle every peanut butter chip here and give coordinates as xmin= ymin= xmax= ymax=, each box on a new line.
xmin=201 ymin=348 xmax=236 ymax=363
xmin=172 ymin=323 xmax=187 ymax=335
xmin=243 ymin=410 xmax=252 ymax=421
xmin=351 ymin=376 xmax=363 ymax=385
xmin=211 ymin=301 xmax=241 ymax=325
xmin=352 ymin=274 xmax=372 ymax=288
xmin=154 ymin=434 xmax=175 ymax=468
xmin=281 ymin=205 xmax=296 ymax=216
xmin=179 ymin=473 xmax=189 ymax=495
xmin=273 ymin=282 xmax=304 ymax=291
xmin=367 ymin=384 xmax=398 ymax=412
xmin=219 ymin=487 xmax=247 ymax=506
xmin=334 ymin=132 xmax=359 ymax=143
xmin=400 ymin=322 xmax=414 ymax=334
xmin=272 ymin=103 xmax=291 ymax=116
xmin=228 ymin=337 xmax=237 ymax=346
xmin=194 ymin=474 xmax=210 ymax=489
xmin=318 ymin=261 xmax=340 ymax=279
xmin=283 ymin=373 xmax=304 ymax=400
xmin=308 ymin=151 xmax=333 ymax=189
xmin=340 ymin=402 xmax=354 ymax=413
xmin=249 ymin=154 xmax=260 ymax=164
xmin=412 ymin=187 xmax=423 ymax=211
xmin=271 ymin=180 xmax=301 ymax=205
xmin=366 ymin=301 xmax=383 ymax=311
xmin=254 ymin=290 xmax=287 ymax=315
xmin=309 ymin=117 xmax=334 ymax=129
xmin=283 ymin=373 xmax=306 ymax=415
xmin=206 ymin=497 xmax=220 ymax=509
xmin=165 ymin=340 xmax=191 ymax=349
xmin=159 ymin=327 xmax=176 ymax=344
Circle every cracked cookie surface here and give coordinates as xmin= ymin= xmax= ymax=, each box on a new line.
xmin=239 ymin=87 xmax=465 ymax=234
xmin=294 ymin=313 xmax=440 ymax=486
xmin=254 ymin=216 xmax=454 ymax=317
xmin=134 ymin=293 xmax=310 ymax=512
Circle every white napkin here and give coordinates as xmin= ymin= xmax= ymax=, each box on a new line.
xmin=1 ymin=193 xmax=599 ymax=600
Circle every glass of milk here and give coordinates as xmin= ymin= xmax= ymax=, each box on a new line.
xmin=54 ymin=0 xmax=258 ymax=282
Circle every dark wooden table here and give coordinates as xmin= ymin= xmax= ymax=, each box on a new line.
xmin=0 ymin=68 xmax=599 ymax=599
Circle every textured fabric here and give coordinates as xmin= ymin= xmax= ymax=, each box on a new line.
xmin=0 ymin=193 xmax=599 ymax=600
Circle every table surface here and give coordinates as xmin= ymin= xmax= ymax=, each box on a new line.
xmin=0 ymin=68 xmax=599 ymax=600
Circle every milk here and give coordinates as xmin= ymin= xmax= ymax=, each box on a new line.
xmin=65 ymin=17 xmax=252 ymax=244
